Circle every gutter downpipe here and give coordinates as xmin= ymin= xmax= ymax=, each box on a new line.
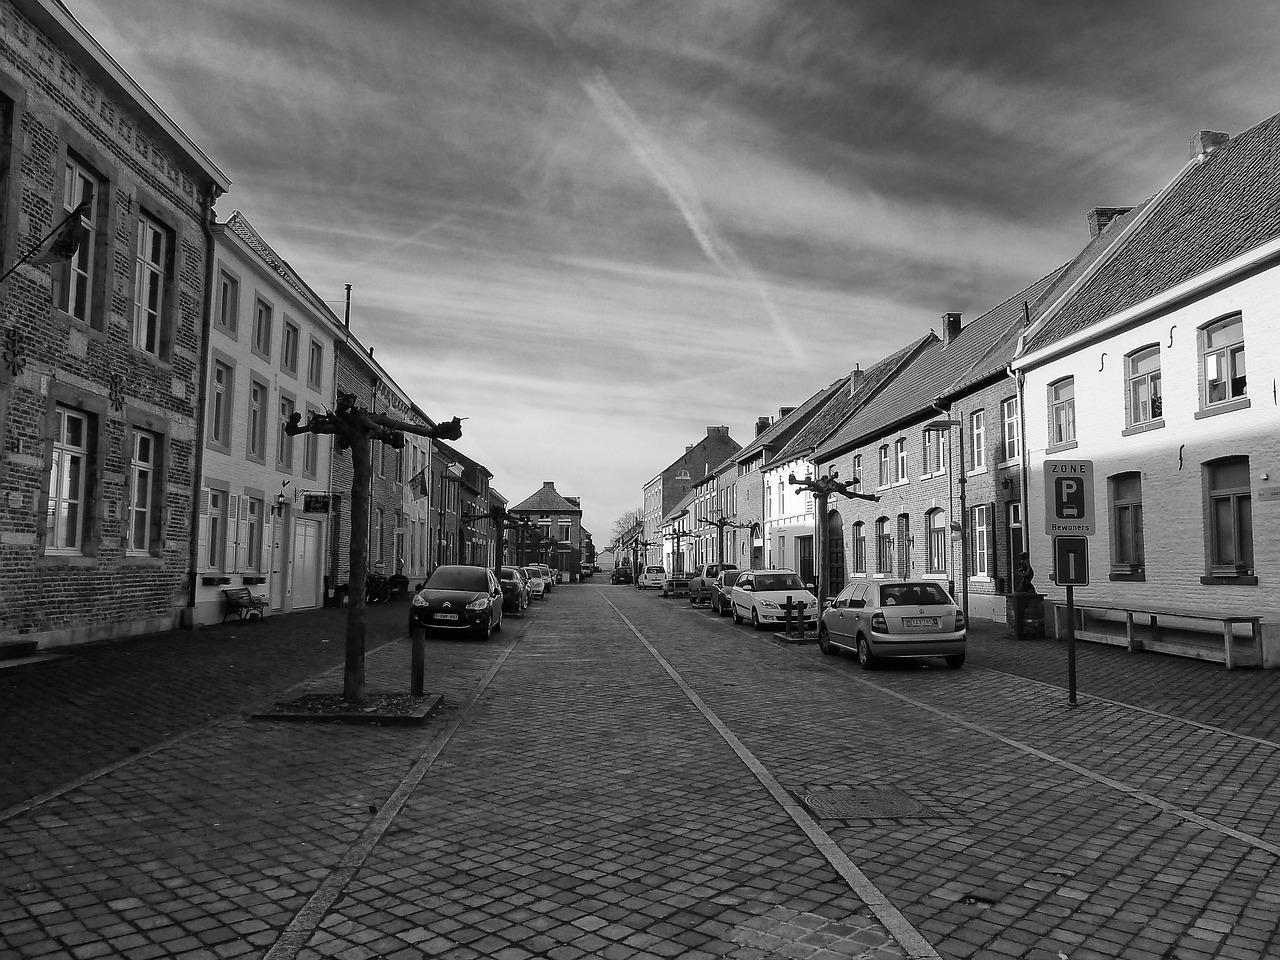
xmin=187 ymin=184 xmax=220 ymax=626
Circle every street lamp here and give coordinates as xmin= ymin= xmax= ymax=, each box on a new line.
xmin=924 ymin=418 xmax=968 ymax=624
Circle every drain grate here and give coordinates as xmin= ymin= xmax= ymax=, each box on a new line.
xmin=797 ymin=785 xmax=923 ymax=819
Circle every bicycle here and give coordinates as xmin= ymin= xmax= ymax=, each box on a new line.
xmin=365 ymin=571 xmax=392 ymax=604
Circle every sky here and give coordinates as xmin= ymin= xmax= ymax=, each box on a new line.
xmin=66 ymin=0 xmax=1280 ymax=544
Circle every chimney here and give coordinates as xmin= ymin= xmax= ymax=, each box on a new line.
xmin=755 ymin=416 xmax=772 ymax=436
xmin=778 ymin=406 xmax=796 ymax=420
xmin=1087 ymin=206 xmax=1133 ymax=238
xmin=942 ymin=312 xmax=962 ymax=345
xmin=685 ymin=443 xmax=694 ymax=452
xmin=1191 ymin=130 xmax=1230 ymax=162
xmin=848 ymin=364 xmax=865 ymax=396
xmin=706 ymin=424 xmax=729 ymax=437
xmin=541 ymin=481 xmax=555 ymax=491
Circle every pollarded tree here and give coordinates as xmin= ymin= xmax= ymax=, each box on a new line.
xmin=285 ymin=392 xmax=463 ymax=705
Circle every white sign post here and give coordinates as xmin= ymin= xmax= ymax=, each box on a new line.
xmin=1044 ymin=460 xmax=1094 ymax=707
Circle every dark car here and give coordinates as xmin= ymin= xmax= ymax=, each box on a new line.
xmin=709 ymin=568 xmax=745 ymax=616
xmin=499 ymin=565 xmax=530 ymax=615
xmin=409 ymin=564 xmax=503 ymax=640
xmin=611 ymin=566 xmax=634 ymax=584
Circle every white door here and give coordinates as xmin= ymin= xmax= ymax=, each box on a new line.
xmin=291 ymin=518 xmax=321 ymax=609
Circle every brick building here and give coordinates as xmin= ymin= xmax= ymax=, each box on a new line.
xmin=640 ymin=425 xmax=739 ymax=567
xmin=509 ymin=480 xmax=582 ymax=581
xmin=1015 ymin=121 xmax=1280 ymax=662
xmin=0 ymin=0 xmax=229 ymax=645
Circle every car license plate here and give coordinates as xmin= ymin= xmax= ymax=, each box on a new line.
xmin=904 ymin=616 xmax=938 ymax=628
xmin=434 ymin=613 xmax=459 ymax=621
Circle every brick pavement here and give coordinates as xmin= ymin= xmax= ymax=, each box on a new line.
xmin=2 ymin=585 xmax=1280 ymax=959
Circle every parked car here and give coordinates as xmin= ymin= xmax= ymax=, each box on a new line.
xmin=533 ymin=563 xmax=556 ymax=592
xmin=818 ymin=578 xmax=965 ymax=669
xmin=611 ymin=566 xmax=634 ymax=584
xmin=498 ymin=565 xmax=530 ymax=614
xmin=709 ymin=568 xmax=746 ymax=616
xmin=730 ymin=569 xmax=819 ymax=631
xmin=522 ymin=566 xmax=547 ymax=600
xmin=661 ymin=569 xmax=692 ymax=598
xmin=638 ymin=565 xmax=666 ymax=590
xmin=409 ymin=564 xmax=503 ymax=641
xmin=689 ymin=563 xmax=738 ymax=605
xmin=580 ymin=563 xmax=593 ymax=579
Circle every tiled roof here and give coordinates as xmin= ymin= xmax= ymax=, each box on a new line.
xmin=732 ymin=381 xmax=841 ymax=466
xmin=510 ymin=484 xmax=581 ymax=514
xmin=223 ymin=212 xmax=342 ymax=325
xmin=774 ymin=335 xmax=934 ymax=464
xmin=816 ymin=268 xmax=1067 ymax=459
xmin=1025 ymin=112 xmax=1280 ymax=352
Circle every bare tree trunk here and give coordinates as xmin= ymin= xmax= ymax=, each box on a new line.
xmin=345 ymin=435 xmax=370 ymax=704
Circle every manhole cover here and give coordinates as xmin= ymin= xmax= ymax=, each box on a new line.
xmin=797 ymin=786 xmax=923 ymax=819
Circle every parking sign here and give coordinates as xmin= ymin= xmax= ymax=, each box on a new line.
xmin=1044 ymin=460 xmax=1095 ymax=535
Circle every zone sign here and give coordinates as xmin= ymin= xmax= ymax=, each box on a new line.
xmin=1043 ymin=459 xmax=1095 ymax=536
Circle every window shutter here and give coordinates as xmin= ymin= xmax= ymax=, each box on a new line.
xmin=197 ymin=489 xmax=210 ymax=567
xmin=224 ymin=495 xmax=238 ymax=572
xmin=236 ymin=495 xmax=250 ymax=571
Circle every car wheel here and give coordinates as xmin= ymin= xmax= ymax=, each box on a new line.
xmin=818 ymin=625 xmax=838 ymax=656
xmin=857 ymin=635 xmax=876 ymax=670
xmin=751 ymin=609 xmax=764 ymax=632
xmin=945 ymin=653 xmax=965 ymax=668
xmin=732 ymin=604 xmax=742 ymax=625
xmin=661 ymin=588 xmax=668 ymax=597
xmin=690 ymin=594 xmax=697 ymax=605
xmin=493 ymin=608 xmax=502 ymax=633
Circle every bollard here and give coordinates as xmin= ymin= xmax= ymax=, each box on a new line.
xmin=784 ymin=595 xmax=794 ymax=637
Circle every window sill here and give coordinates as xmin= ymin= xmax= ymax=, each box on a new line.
xmin=967 ymin=466 xmax=988 ymax=478
xmin=1194 ymin=397 xmax=1250 ymax=420
xmin=1046 ymin=440 xmax=1078 ymax=453
xmin=1109 ymin=570 xmax=1146 ymax=582
xmin=121 ymin=554 xmax=164 ymax=567
xmin=917 ymin=470 xmax=946 ymax=481
xmin=1121 ymin=418 xmax=1165 ymax=437
xmin=1200 ymin=573 xmax=1258 ymax=586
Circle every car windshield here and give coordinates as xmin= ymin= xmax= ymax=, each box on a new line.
xmin=753 ymin=573 xmax=805 ymax=592
xmin=427 ymin=567 xmax=487 ymax=592
xmin=881 ymin=583 xmax=951 ymax=606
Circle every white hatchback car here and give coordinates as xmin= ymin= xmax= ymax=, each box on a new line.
xmin=638 ymin=565 xmax=667 ymax=590
xmin=730 ymin=569 xmax=819 ymax=631
xmin=521 ymin=566 xmax=547 ymax=600
xmin=818 ymin=578 xmax=965 ymax=669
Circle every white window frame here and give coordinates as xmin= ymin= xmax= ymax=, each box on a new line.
xmin=971 ymin=504 xmax=990 ymax=577
xmin=127 ymin=428 xmax=159 ymax=555
xmin=970 ymin=410 xmax=986 ymax=471
xmin=207 ymin=488 xmax=227 ymax=570
xmin=895 ymin=439 xmax=907 ymax=482
xmin=1001 ymin=396 xmax=1020 ymax=462
xmin=210 ymin=361 xmax=232 ymax=448
xmin=132 ymin=213 xmax=167 ymax=356
xmin=58 ymin=157 xmax=98 ymax=324
xmin=47 ymin=406 xmax=90 ymax=553
xmin=1201 ymin=316 xmax=1246 ymax=408
xmin=1050 ymin=378 xmax=1076 ymax=445
xmin=247 ymin=379 xmax=267 ymax=461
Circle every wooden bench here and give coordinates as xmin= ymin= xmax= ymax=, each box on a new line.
xmin=1052 ymin=602 xmax=1262 ymax=670
xmin=222 ymin=587 xmax=268 ymax=622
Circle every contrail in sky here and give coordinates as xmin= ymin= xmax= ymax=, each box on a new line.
xmin=521 ymin=4 xmax=801 ymax=360
xmin=580 ymin=70 xmax=802 ymax=361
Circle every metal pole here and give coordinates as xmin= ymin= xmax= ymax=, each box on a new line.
xmin=1067 ymin=584 xmax=1078 ymax=707
xmin=958 ymin=424 xmax=969 ymax=625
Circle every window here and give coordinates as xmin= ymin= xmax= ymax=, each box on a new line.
xmin=851 ymin=522 xmax=866 ymax=574
xmin=307 ymin=338 xmax=324 ymax=390
xmin=247 ymin=380 xmax=267 ymax=461
xmin=1110 ymin=473 xmax=1144 ymax=575
xmin=1202 ymin=316 xmax=1246 ymax=407
xmin=206 ymin=488 xmax=227 ymax=570
xmin=927 ymin=510 xmax=946 ymax=574
xmin=559 ymin=521 xmax=572 ymax=542
xmin=132 ymin=213 xmax=170 ymax=357
xmin=765 ymin=484 xmax=772 ymax=518
xmin=1205 ymin=457 xmax=1252 ymax=576
xmin=895 ymin=439 xmax=907 ymax=482
xmin=875 ymin=518 xmax=892 ymax=574
xmin=277 ymin=395 xmax=295 ymax=468
xmin=217 ymin=271 xmax=239 ymax=334
xmin=281 ymin=320 xmax=300 ymax=375
xmin=853 ymin=455 xmax=862 ymax=488
xmin=372 ymin=508 xmax=384 ymax=564
xmin=56 ymin=156 xmax=99 ymax=324
xmin=778 ymin=482 xmax=785 ymax=515
xmin=1126 ymin=346 xmax=1162 ymax=425
xmin=922 ymin=429 xmax=942 ymax=475
xmin=303 ymin=407 xmax=319 ymax=477
xmin=209 ymin=361 xmax=233 ymax=448
xmin=1049 ymin=378 xmax=1075 ymax=446
xmin=245 ymin=497 xmax=264 ymax=572
xmin=252 ymin=298 xmax=273 ymax=359
xmin=47 ymin=406 xmax=90 ymax=552
xmin=1001 ymin=397 xmax=1020 ymax=461
xmin=878 ymin=445 xmax=890 ymax=487
xmin=970 ymin=410 xmax=985 ymax=470
xmin=395 ymin=447 xmax=404 ymax=483
xmin=126 ymin=429 xmax=159 ymax=555
xmin=971 ymin=504 xmax=990 ymax=577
